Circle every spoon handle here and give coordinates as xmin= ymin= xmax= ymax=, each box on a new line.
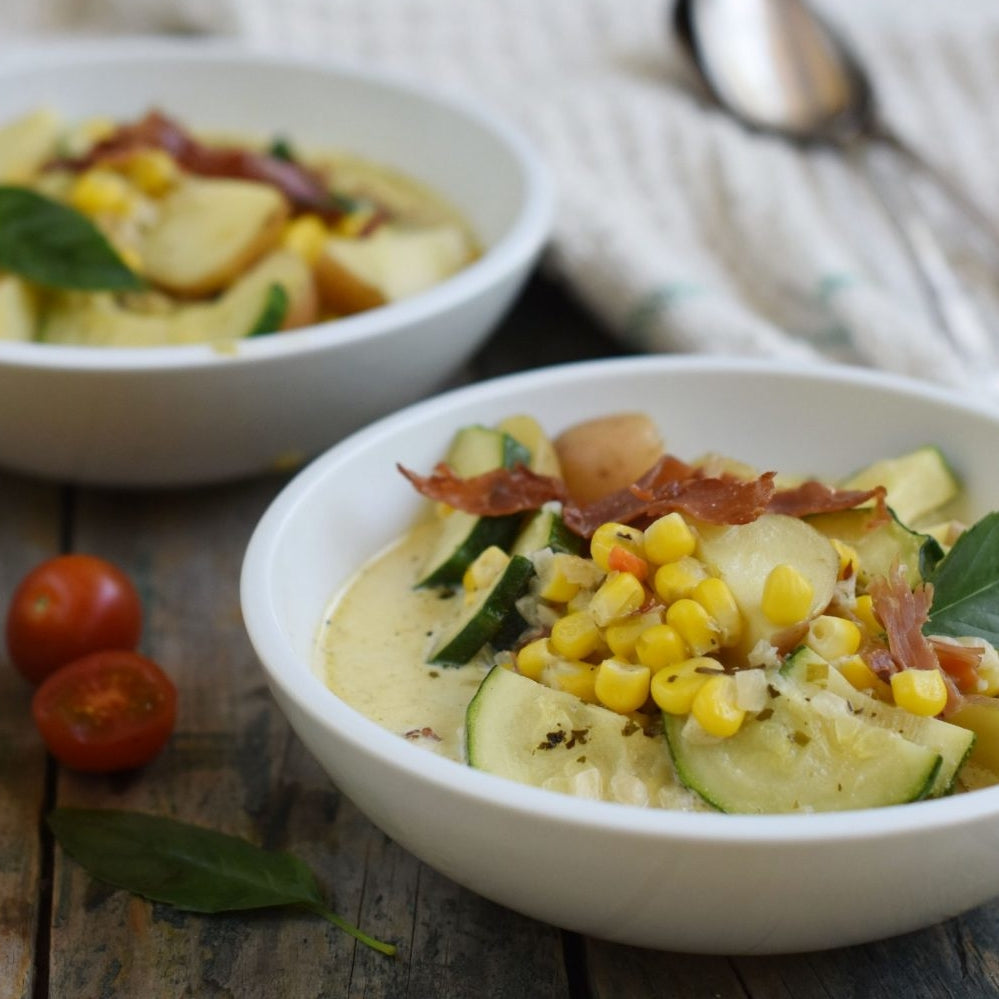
xmin=852 ymin=140 xmax=998 ymax=372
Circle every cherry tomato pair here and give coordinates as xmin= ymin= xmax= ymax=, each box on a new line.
xmin=6 ymin=554 xmax=176 ymax=772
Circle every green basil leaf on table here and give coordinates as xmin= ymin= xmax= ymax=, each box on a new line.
xmin=0 ymin=185 xmax=145 ymax=291
xmin=247 ymin=282 xmax=289 ymax=337
xmin=47 ymin=808 xmax=396 ymax=956
xmin=926 ymin=511 xmax=999 ymax=646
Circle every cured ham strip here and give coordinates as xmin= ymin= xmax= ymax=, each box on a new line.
xmin=46 ymin=110 xmax=343 ymax=219
xmin=767 ymin=481 xmax=889 ymax=522
xmin=868 ymin=564 xmax=964 ymax=713
xmin=397 ymin=463 xmax=567 ymax=515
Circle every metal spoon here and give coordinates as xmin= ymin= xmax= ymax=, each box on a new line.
xmin=672 ymin=0 xmax=998 ymax=370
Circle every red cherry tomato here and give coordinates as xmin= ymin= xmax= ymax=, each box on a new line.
xmin=6 ymin=554 xmax=143 ymax=684
xmin=31 ymin=650 xmax=177 ymax=772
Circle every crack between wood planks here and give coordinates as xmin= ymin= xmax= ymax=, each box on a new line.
xmin=562 ymin=930 xmax=593 ymax=999
xmin=31 ymin=755 xmax=58 ymax=999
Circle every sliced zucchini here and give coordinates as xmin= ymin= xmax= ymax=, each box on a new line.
xmin=416 ymin=425 xmax=530 ymax=588
xmin=807 ymin=507 xmax=944 ymax=587
xmin=466 ymin=666 xmax=677 ymax=804
xmin=511 ymin=508 xmax=583 ymax=557
xmin=781 ymin=646 xmax=974 ymax=796
xmin=841 ymin=446 xmax=959 ymax=526
xmin=496 ymin=414 xmax=562 ymax=477
xmin=948 ymin=703 xmax=999 ymax=775
xmin=428 ymin=554 xmax=535 ymax=666
xmin=663 ymin=672 xmax=942 ymax=813
xmin=696 ymin=514 xmax=839 ymax=654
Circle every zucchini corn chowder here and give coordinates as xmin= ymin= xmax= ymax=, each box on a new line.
xmin=0 ymin=108 xmax=477 ymax=345
xmin=319 ymin=413 xmax=999 ymax=814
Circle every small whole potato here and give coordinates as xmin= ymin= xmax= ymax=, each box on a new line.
xmin=554 ymin=412 xmax=664 ymax=504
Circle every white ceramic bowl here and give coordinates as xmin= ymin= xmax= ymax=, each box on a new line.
xmin=0 ymin=40 xmax=553 ymax=486
xmin=241 ymin=356 xmax=999 ymax=954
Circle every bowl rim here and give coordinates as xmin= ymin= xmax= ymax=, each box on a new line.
xmin=0 ymin=37 xmax=555 ymax=372
xmin=241 ymin=354 xmax=999 ymax=846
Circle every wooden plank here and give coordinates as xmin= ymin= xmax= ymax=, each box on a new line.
xmin=43 ymin=477 xmax=568 ymax=997
xmin=0 ymin=474 xmax=62 ymax=999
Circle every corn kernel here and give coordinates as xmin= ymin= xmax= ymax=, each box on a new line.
xmin=604 ymin=610 xmax=662 ymax=660
xmin=831 ymin=539 xmax=860 ymax=580
xmin=550 ymin=611 xmax=601 ymax=660
xmin=643 ymin=512 xmax=697 ymax=565
xmin=516 ymin=637 xmax=555 ymax=681
xmin=594 ymin=659 xmax=651 ymax=714
xmin=535 ymin=552 xmax=584 ymax=603
xmin=590 ymin=522 xmax=644 ymax=573
xmin=588 ymin=571 xmax=646 ymax=627
xmin=853 ymin=594 xmax=882 ymax=634
xmin=635 ymin=623 xmax=687 ymax=672
xmin=666 ymin=598 xmax=719 ymax=655
xmin=334 ymin=207 xmax=379 ymax=238
xmin=119 ymin=148 xmax=178 ymax=196
xmin=761 ymin=564 xmax=814 ymax=626
xmin=691 ymin=674 xmax=746 ymax=738
xmin=691 ymin=577 xmax=742 ymax=647
xmin=837 ymin=655 xmax=892 ymax=700
xmin=545 ymin=660 xmax=598 ymax=703
xmin=891 ymin=668 xmax=948 ymax=716
xmin=652 ymin=556 xmax=708 ymax=604
xmin=69 ymin=168 xmax=135 ymax=219
xmin=805 ymin=615 xmax=861 ymax=661
xmin=282 ymin=213 xmax=329 ymax=265
xmin=462 ymin=545 xmax=509 ymax=596
xmin=650 ymin=657 xmax=713 ymax=714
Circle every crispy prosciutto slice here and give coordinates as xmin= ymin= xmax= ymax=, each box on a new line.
xmin=46 ymin=110 xmax=344 ymax=220
xmin=768 ymin=481 xmax=889 ymax=522
xmin=868 ymin=564 xmax=964 ymax=713
xmin=397 ymin=463 xmax=567 ymax=515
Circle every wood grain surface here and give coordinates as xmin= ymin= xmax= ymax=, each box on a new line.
xmin=4 ymin=275 xmax=999 ymax=998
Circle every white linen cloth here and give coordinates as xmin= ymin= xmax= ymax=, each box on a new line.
xmin=6 ymin=0 xmax=999 ymax=392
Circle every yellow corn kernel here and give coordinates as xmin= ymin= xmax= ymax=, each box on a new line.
xmin=334 ymin=207 xmax=379 ymax=238
xmin=535 ymin=552 xmax=584 ymax=603
xmin=119 ymin=148 xmax=178 ymax=196
xmin=462 ymin=545 xmax=509 ymax=595
xmin=590 ymin=522 xmax=645 ymax=573
xmin=805 ymin=615 xmax=862 ymax=661
xmin=761 ymin=563 xmax=814 ymax=626
xmin=516 ymin=637 xmax=555 ymax=681
xmin=831 ymin=539 xmax=860 ymax=580
xmin=837 ymin=655 xmax=892 ymax=700
xmin=891 ymin=668 xmax=948 ymax=717
xmin=691 ymin=674 xmax=746 ymax=738
xmin=643 ymin=512 xmax=697 ymax=565
xmin=650 ymin=657 xmax=713 ymax=714
xmin=69 ymin=168 xmax=135 ymax=219
xmin=550 ymin=611 xmax=601 ymax=660
xmin=604 ymin=610 xmax=662 ymax=660
xmin=282 ymin=213 xmax=329 ymax=265
xmin=545 ymin=660 xmax=598 ymax=703
xmin=635 ymin=623 xmax=687 ymax=672
xmin=665 ymin=598 xmax=719 ymax=656
xmin=853 ymin=594 xmax=882 ymax=634
xmin=691 ymin=577 xmax=742 ymax=647
xmin=652 ymin=556 xmax=708 ymax=604
xmin=594 ymin=659 xmax=651 ymax=714
xmin=588 ymin=571 xmax=645 ymax=627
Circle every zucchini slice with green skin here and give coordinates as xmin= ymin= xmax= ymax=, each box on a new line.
xmin=806 ymin=507 xmax=944 ymax=587
xmin=781 ymin=646 xmax=974 ymax=796
xmin=841 ymin=445 xmax=959 ymax=526
xmin=663 ymin=672 xmax=942 ymax=813
xmin=428 ymin=554 xmax=535 ymax=666
xmin=466 ymin=666 xmax=676 ymax=803
xmin=511 ymin=508 xmax=583 ymax=557
xmin=416 ymin=426 xmax=531 ymax=589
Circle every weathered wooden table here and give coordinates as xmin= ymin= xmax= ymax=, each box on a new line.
xmin=4 ymin=274 xmax=999 ymax=998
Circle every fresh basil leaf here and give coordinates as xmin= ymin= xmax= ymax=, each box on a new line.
xmin=247 ymin=283 xmax=289 ymax=337
xmin=926 ymin=511 xmax=999 ymax=645
xmin=48 ymin=808 xmax=395 ymax=955
xmin=0 ymin=185 xmax=144 ymax=291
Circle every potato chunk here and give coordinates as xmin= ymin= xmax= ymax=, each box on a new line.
xmin=140 ymin=177 xmax=289 ymax=297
